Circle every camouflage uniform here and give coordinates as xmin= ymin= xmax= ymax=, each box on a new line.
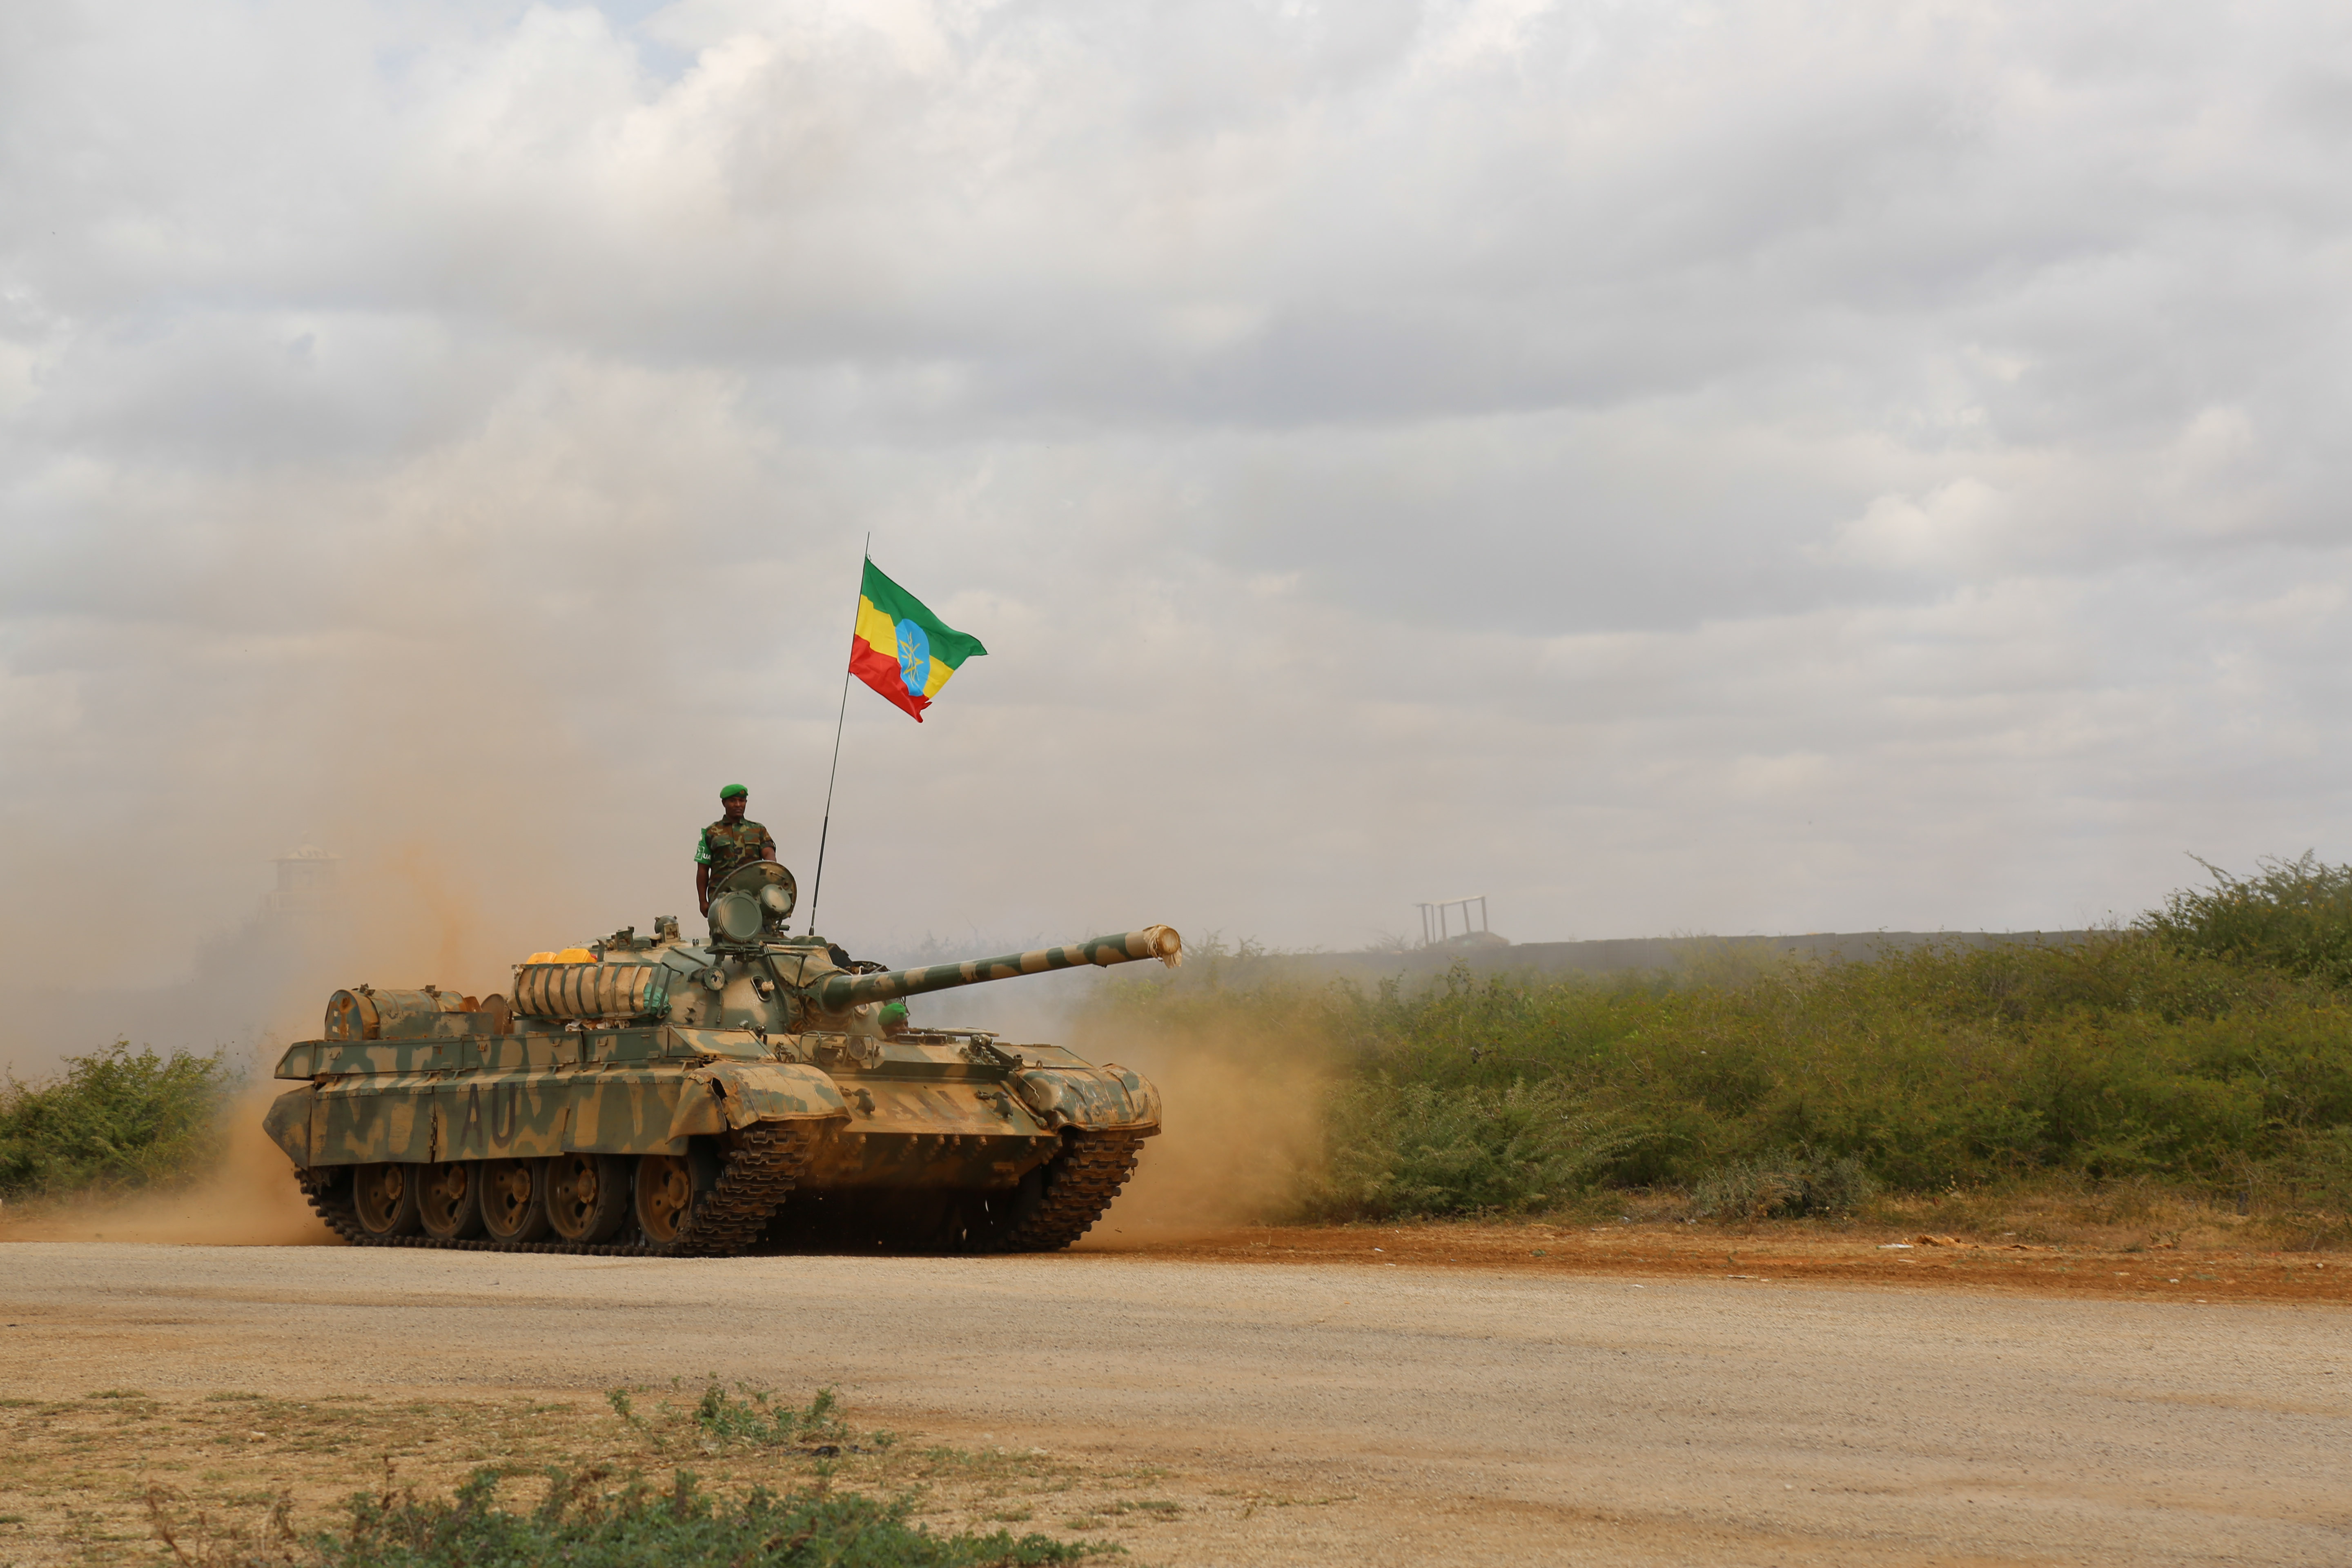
xmin=696 ymin=818 xmax=776 ymax=885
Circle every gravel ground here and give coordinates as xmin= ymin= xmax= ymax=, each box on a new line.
xmin=2 ymin=1243 xmax=2347 ymax=1566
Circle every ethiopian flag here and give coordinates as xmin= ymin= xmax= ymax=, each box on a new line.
xmin=850 ymin=560 xmax=988 ymax=722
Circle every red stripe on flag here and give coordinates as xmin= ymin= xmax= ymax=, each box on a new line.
xmin=850 ymin=635 xmax=929 ymax=721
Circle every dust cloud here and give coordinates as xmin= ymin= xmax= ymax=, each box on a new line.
xmin=0 ymin=1085 xmax=332 ymax=1247
xmin=1064 ymin=1004 xmax=1335 ymax=1243
xmin=0 ymin=838 xmax=548 ymax=1251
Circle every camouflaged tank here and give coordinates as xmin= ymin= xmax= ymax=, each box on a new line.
xmin=264 ymin=859 xmax=1175 ymax=1258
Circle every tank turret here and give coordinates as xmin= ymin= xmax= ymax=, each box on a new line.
xmin=261 ymin=854 xmax=1174 ymax=1261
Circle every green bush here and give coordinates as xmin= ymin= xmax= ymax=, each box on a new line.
xmin=1092 ymin=862 xmax=2352 ymax=1223
xmin=159 ymin=1465 xmax=1105 ymax=1568
xmin=2138 ymin=853 xmax=2352 ymax=987
xmin=1296 ymin=935 xmax=2352 ymax=1198
xmin=1306 ymin=1078 xmax=1635 ymax=1220
xmin=0 ymin=1042 xmax=236 ymax=1198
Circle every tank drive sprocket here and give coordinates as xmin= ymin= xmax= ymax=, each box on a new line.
xmin=963 ymin=1129 xmax=1147 ymax=1253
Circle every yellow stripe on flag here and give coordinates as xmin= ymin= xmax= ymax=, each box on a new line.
xmin=855 ymin=595 xmax=897 ymax=652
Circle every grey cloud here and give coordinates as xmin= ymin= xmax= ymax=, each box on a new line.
xmin=4 ymin=0 xmax=2352 ymax=1071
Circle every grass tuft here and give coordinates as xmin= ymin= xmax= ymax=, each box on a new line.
xmin=686 ymin=1381 xmax=848 ymax=1454
xmin=1693 ymin=1152 xmax=1877 ymax=1221
xmin=145 ymin=1462 xmax=1111 ymax=1568
xmin=117 ymin=1388 xmax=1124 ymax=1568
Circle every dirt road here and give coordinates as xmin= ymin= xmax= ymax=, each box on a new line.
xmin=3 ymin=1243 xmax=2346 ymax=1565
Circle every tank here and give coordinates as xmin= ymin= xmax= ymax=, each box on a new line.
xmin=263 ymin=859 xmax=1177 ymax=1258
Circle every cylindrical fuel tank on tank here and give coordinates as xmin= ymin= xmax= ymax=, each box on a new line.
xmin=512 ymin=963 xmax=670 ymax=1021
xmin=324 ymin=987 xmax=487 ymax=1041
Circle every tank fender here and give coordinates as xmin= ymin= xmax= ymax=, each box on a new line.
xmin=673 ymin=1060 xmax=850 ymax=1138
xmin=1009 ymin=1064 xmax=1162 ymax=1132
xmin=263 ymin=1085 xmax=315 ymax=1165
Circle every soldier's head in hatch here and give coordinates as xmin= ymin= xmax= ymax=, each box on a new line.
xmin=719 ymin=783 xmax=747 ymax=823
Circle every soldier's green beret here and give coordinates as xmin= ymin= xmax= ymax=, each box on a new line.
xmin=719 ymin=784 xmax=748 ymax=799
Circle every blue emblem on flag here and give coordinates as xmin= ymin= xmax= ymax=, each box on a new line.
xmin=894 ymin=617 xmax=931 ymax=694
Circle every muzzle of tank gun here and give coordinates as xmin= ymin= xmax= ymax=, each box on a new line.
xmin=810 ymin=925 xmax=1182 ymax=1012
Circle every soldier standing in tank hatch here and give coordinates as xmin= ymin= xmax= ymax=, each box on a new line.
xmin=696 ymin=784 xmax=778 ymax=922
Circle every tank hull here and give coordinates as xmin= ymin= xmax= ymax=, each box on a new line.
xmin=270 ymin=1023 xmax=1161 ymax=1257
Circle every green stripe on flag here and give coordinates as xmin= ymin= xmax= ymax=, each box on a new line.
xmin=860 ymin=561 xmax=988 ymax=668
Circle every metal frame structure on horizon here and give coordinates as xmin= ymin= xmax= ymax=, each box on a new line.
xmin=1417 ymin=894 xmax=1490 ymax=947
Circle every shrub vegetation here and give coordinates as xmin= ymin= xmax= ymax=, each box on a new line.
xmin=257 ymin=1467 xmax=1096 ymax=1568
xmin=1093 ymin=857 xmax=2352 ymax=1232
xmin=0 ymin=1040 xmax=235 ymax=1198
xmin=138 ymin=1383 xmax=1112 ymax=1568
xmin=2137 ymin=851 xmax=2352 ymax=987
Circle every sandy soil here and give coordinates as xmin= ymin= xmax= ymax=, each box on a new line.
xmin=1080 ymin=1217 xmax=2352 ymax=1305
xmin=2 ymin=1241 xmax=2346 ymax=1567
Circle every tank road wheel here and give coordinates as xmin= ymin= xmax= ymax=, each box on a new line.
xmin=351 ymin=1163 xmax=423 ymax=1238
xmin=634 ymin=1154 xmax=694 ymax=1247
xmin=479 ymin=1157 xmax=552 ymax=1243
xmin=546 ymin=1153 xmax=631 ymax=1245
xmin=417 ymin=1161 xmax=485 ymax=1241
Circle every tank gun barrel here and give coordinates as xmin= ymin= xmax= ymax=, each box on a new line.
xmin=811 ymin=926 xmax=1181 ymax=1012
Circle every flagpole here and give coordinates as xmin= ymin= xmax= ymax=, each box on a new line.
xmin=804 ymin=534 xmax=868 ymax=938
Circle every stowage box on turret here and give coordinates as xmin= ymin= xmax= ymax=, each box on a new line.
xmin=263 ymin=860 xmax=1174 ymax=1257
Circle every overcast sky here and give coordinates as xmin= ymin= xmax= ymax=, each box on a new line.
xmin=4 ymin=0 xmax=2350 ymax=1047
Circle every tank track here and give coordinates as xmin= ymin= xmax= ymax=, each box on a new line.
xmin=974 ymin=1129 xmax=1148 ymax=1253
xmin=297 ymin=1123 xmax=821 ymax=1259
